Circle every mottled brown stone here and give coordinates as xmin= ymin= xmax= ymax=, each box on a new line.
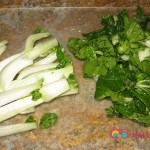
xmin=0 ymin=8 xmax=150 ymax=150
xmin=0 ymin=0 xmax=150 ymax=7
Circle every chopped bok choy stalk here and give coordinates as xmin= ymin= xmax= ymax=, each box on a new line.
xmin=0 ymin=38 xmax=58 ymax=90
xmin=0 ymin=96 xmax=43 ymax=122
xmin=26 ymin=71 xmax=64 ymax=86
xmin=40 ymin=78 xmax=70 ymax=102
xmin=0 ymin=45 xmax=7 ymax=56
xmin=0 ymin=123 xmax=37 ymax=137
xmin=0 ymin=79 xmax=42 ymax=107
xmin=0 ymin=40 xmax=8 ymax=55
xmin=35 ymin=52 xmax=57 ymax=65
xmin=25 ymin=64 xmax=73 ymax=85
xmin=20 ymin=107 xmax=36 ymax=114
xmin=0 ymin=40 xmax=8 ymax=56
xmin=62 ymin=74 xmax=78 ymax=96
xmin=0 ymin=40 xmax=8 ymax=48
xmin=0 ymin=53 xmax=22 ymax=72
xmin=35 ymin=48 xmax=64 ymax=65
xmin=24 ymin=33 xmax=51 ymax=52
xmin=7 ymin=76 xmax=39 ymax=90
xmin=26 ymin=39 xmax=58 ymax=60
xmin=0 ymin=54 xmax=33 ymax=90
xmin=0 ymin=116 xmax=37 ymax=137
xmin=0 ymin=78 xmax=70 ymax=122
xmin=17 ymin=63 xmax=58 ymax=79
xmin=0 ymin=30 xmax=78 ymax=137
xmin=13 ymin=70 xmax=64 ymax=88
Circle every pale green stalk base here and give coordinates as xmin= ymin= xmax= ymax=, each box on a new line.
xmin=0 ymin=54 xmax=33 ymax=90
xmin=17 ymin=63 xmax=58 ymax=79
xmin=0 ymin=53 xmax=22 ymax=72
xmin=35 ymin=52 xmax=57 ymax=65
xmin=26 ymin=71 xmax=64 ymax=85
xmin=0 ymin=96 xmax=44 ymax=122
xmin=27 ymin=39 xmax=58 ymax=60
xmin=26 ymin=65 xmax=73 ymax=80
xmin=7 ymin=76 xmax=39 ymax=90
xmin=0 ymin=40 xmax=8 ymax=48
xmin=0 ymin=80 xmax=42 ymax=107
xmin=0 ymin=45 xmax=7 ymax=56
xmin=20 ymin=107 xmax=36 ymax=114
xmin=61 ymin=88 xmax=79 ymax=96
xmin=40 ymin=78 xmax=70 ymax=102
xmin=24 ymin=33 xmax=50 ymax=52
xmin=0 ymin=122 xmax=37 ymax=137
xmin=0 ymin=78 xmax=70 ymax=122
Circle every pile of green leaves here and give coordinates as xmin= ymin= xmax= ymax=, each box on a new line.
xmin=68 ymin=7 xmax=150 ymax=126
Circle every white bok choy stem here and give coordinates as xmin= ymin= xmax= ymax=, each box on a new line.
xmin=34 ymin=48 xmax=64 ymax=65
xmin=27 ymin=65 xmax=73 ymax=80
xmin=0 ymin=45 xmax=7 ymax=56
xmin=0 ymin=122 xmax=37 ymax=137
xmin=7 ymin=76 xmax=39 ymax=90
xmin=17 ymin=63 xmax=58 ymax=79
xmin=0 ymin=54 xmax=33 ymax=90
xmin=61 ymin=74 xmax=79 ymax=96
xmin=35 ymin=52 xmax=57 ymax=65
xmin=8 ymin=71 xmax=64 ymax=90
xmin=61 ymin=88 xmax=78 ymax=96
xmin=24 ymin=33 xmax=51 ymax=52
xmin=0 ymin=53 xmax=22 ymax=72
xmin=26 ymin=71 xmax=64 ymax=86
xmin=0 ymin=40 xmax=8 ymax=48
xmin=20 ymin=107 xmax=36 ymax=114
xmin=0 ymin=79 xmax=42 ymax=107
xmin=0 ymin=40 xmax=8 ymax=56
xmin=26 ymin=38 xmax=58 ymax=60
xmin=0 ymin=39 xmax=58 ymax=90
xmin=40 ymin=78 xmax=70 ymax=102
xmin=0 ymin=96 xmax=43 ymax=123
xmin=0 ymin=33 xmax=51 ymax=71
xmin=0 ymin=78 xmax=70 ymax=122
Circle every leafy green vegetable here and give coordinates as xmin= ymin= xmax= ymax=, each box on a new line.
xmin=124 ymin=16 xmax=144 ymax=42
xmin=95 ymin=65 xmax=127 ymax=99
xmin=25 ymin=115 xmax=36 ymax=123
xmin=83 ymin=59 xmax=105 ymax=78
xmin=31 ymin=89 xmax=42 ymax=101
xmin=82 ymin=29 xmax=105 ymax=40
xmin=68 ymin=7 xmax=150 ymax=126
xmin=56 ymin=44 xmax=71 ymax=69
xmin=67 ymin=74 xmax=78 ymax=90
xmin=39 ymin=113 xmax=58 ymax=129
xmin=101 ymin=9 xmax=128 ymax=36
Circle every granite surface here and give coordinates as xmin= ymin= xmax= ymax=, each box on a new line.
xmin=0 ymin=7 xmax=150 ymax=150
xmin=0 ymin=0 xmax=150 ymax=8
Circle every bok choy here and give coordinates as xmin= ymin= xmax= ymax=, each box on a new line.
xmin=0 ymin=30 xmax=78 ymax=136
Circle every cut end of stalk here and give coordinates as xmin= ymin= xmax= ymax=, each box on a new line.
xmin=40 ymin=78 xmax=70 ymax=102
xmin=0 ymin=122 xmax=37 ymax=137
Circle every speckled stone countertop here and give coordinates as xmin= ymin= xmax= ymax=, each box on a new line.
xmin=0 ymin=7 xmax=150 ymax=150
xmin=0 ymin=0 xmax=150 ymax=7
